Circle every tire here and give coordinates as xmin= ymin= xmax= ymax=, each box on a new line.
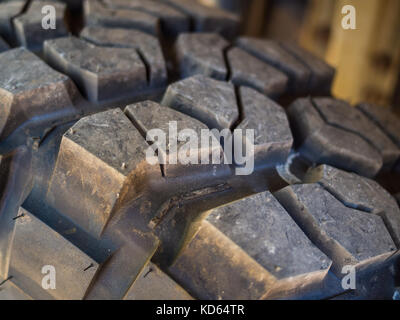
xmin=286 ymin=97 xmax=400 ymax=178
xmin=396 ymin=193 xmax=400 ymax=206
xmin=0 ymin=0 xmax=399 ymax=300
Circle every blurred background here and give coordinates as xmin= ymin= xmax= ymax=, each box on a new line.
xmin=199 ymin=0 xmax=400 ymax=112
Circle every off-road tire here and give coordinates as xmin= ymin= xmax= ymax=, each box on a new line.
xmin=0 ymin=0 xmax=399 ymax=300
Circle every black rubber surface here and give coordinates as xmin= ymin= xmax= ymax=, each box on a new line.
xmin=0 ymin=0 xmax=399 ymax=300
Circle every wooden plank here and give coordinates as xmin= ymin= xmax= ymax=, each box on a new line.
xmin=299 ymin=0 xmax=335 ymax=57
xmin=325 ymin=0 xmax=400 ymax=106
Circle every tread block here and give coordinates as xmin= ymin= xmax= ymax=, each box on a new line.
xmin=175 ymin=33 xmax=229 ymax=81
xmin=102 ymin=0 xmax=190 ymax=36
xmin=0 ymin=47 xmax=78 ymax=141
xmin=357 ymin=103 xmax=400 ymax=148
xmin=44 ymin=36 xmax=147 ymax=102
xmin=275 ymin=184 xmax=396 ymax=273
xmin=280 ymin=42 xmax=335 ymax=95
xmin=84 ymin=0 xmax=160 ymax=36
xmin=160 ymin=0 xmax=239 ymax=39
xmin=0 ymin=280 xmax=31 ymax=300
xmin=124 ymin=262 xmax=192 ymax=300
xmin=309 ymin=165 xmax=400 ymax=247
xmin=9 ymin=208 xmax=99 ymax=300
xmin=236 ymin=87 xmax=293 ymax=165
xmin=80 ymin=26 xmax=167 ymax=88
xmin=84 ymin=237 xmax=160 ymax=300
xmin=0 ymin=0 xmax=25 ymax=44
xmin=169 ymin=220 xmax=276 ymax=300
xmin=237 ymin=37 xmax=311 ymax=94
xmin=125 ymin=100 xmax=228 ymax=178
xmin=207 ymin=192 xmax=332 ymax=279
xmin=0 ymin=154 xmax=9 ymax=277
xmin=287 ymin=97 xmax=325 ymax=145
xmin=169 ymin=191 xmax=331 ymax=299
xmin=47 ymin=109 xmax=155 ymax=238
xmin=13 ymin=1 xmax=68 ymax=50
xmin=161 ymin=75 xmax=239 ymax=130
xmin=174 ymin=33 xmax=289 ymax=98
xmin=287 ymin=98 xmax=383 ymax=177
xmin=313 ymin=98 xmax=400 ymax=169
xmin=228 ymin=47 xmax=288 ymax=97
xmin=0 ymin=36 xmax=9 ymax=53
xmin=0 ymin=147 xmax=32 ymax=279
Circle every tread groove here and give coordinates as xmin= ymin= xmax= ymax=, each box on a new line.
xmin=230 ymin=85 xmax=244 ymax=131
xmin=10 ymin=0 xmax=32 ymax=22
xmin=136 ymin=48 xmax=152 ymax=85
xmin=123 ymin=108 xmax=165 ymax=177
xmin=222 ymin=44 xmax=233 ymax=81
xmin=309 ymin=97 xmax=381 ymax=159
xmin=316 ymin=181 xmax=399 ymax=248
